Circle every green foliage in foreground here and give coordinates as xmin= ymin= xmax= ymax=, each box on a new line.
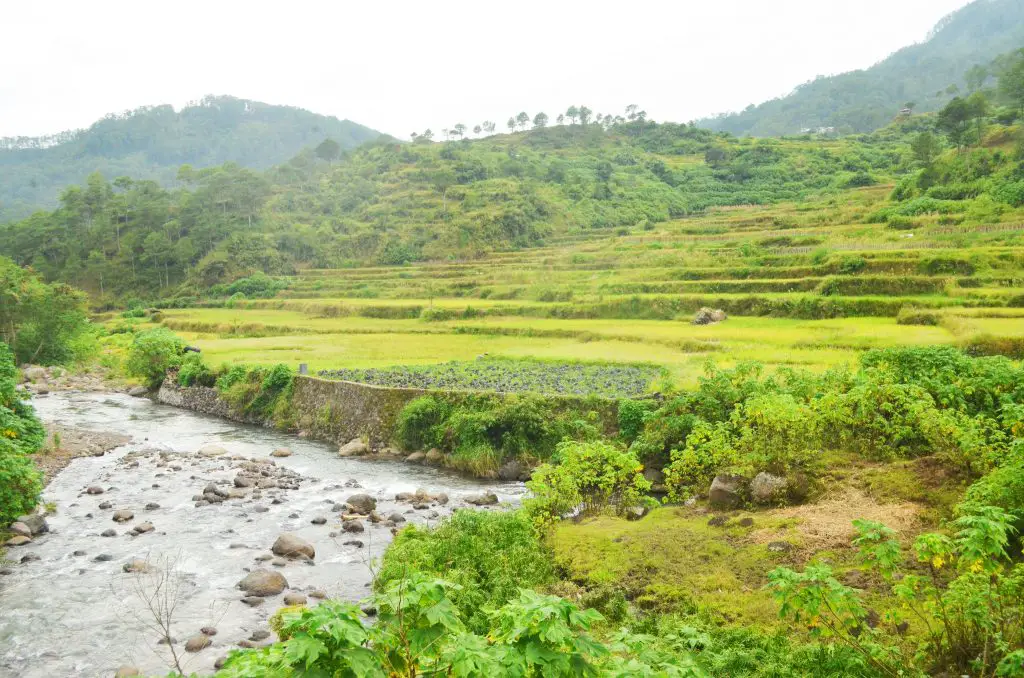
xmin=0 ymin=256 xmax=94 ymax=366
xmin=216 ymin=573 xmax=703 ymax=678
xmin=214 ymin=362 xmax=296 ymax=427
xmin=771 ymin=504 xmax=1024 ymax=677
xmin=375 ymin=510 xmax=554 ymax=634
xmin=0 ymin=343 xmax=44 ymax=524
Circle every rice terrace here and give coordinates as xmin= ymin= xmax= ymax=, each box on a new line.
xmin=3 ymin=1 xmax=1024 ymax=676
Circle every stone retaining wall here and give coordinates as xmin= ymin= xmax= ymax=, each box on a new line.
xmin=157 ymin=376 xmax=620 ymax=450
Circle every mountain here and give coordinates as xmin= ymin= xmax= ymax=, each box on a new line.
xmin=0 ymin=95 xmax=382 ymax=222
xmin=700 ymin=0 xmax=1024 ymax=137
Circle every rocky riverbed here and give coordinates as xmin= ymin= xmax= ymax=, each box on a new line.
xmin=0 ymin=391 xmax=523 ymax=678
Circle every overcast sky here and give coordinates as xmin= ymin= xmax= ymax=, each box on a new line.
xmin=1 ymin=0 xmax=971 ymax=140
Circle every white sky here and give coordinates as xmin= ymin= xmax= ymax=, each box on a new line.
xmin=1 ymin=0 xmax=971 ymax=140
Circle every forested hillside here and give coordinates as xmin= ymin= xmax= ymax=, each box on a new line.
xmin=0 ymin=116 xmax=911 ymax=300
xmin=0 ymin=95 xmax=381 ymax=222
xmin=700 ymin=0 xmax=1024 ymax=136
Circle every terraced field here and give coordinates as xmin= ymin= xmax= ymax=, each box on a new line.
xmin=148 ymin=187 xmax=1024 ymax=388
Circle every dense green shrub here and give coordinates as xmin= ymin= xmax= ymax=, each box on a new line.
xmin=896 ymin=307 xmax=941 ymax=325
xmin=215 ymin=363 xmax=296 ymax=426
xmin=394 ymin=393 xmax=602 ymax=474
xmin=176 ymin=353 xmax=215 ymax=387
xmin=617 ymin=398 xmax=656 ymax=444
xmin=375 ymin=510 xmax=554 ymax=634
xmin=525 ymin=440 xmax=651 ymax=525
xmin=125 ymin=327 xmax=184 ymax=389
xmin=0 ymin=343 xmax=44 ymax=524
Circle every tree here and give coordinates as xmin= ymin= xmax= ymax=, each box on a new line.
xmin=507 ymin=117 xmax=516 ymax=133
xmin=472 ymin=124 xmax=482 ymax=136
xmin=516 ymin=112 xmax=530 ymax=131
xmin=578 ymin=106 xmax=592 ymax=126
xmin=937 ymin=97 xmax=973 ymax=151
xmin=965 ymin=91 xmax=990 ymax=145
xmin=532 ymin=112 xmax=548 ymax=128
xmin=566 ymin=106 xmax=579 ymax=125
xmin=910 ymin=131 xmax=942 ymax=166
xmin=626 ymin=104 xmax=639 ymax=121
xmin=998 ymin=48 xmax=1024 ymax=116
xmin=482 ymin=120 xmax=496 ymax=135
xmin=453 ymin=123 xmax=467 ymax=139
xmin=422 ymin=129 xmax=434 ymax=141
xmin=314 ymin=138 xmax=341 ymax=164
xmin=556 ymin=114 xmax=564 ymax=125
xmin=965 ymin=64 xmax=989 ymax=93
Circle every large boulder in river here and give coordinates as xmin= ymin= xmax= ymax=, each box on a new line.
xmin=423 ymin=448 xmax=444 ymax=466
xmin=197 ymin=444 xmax=228 ymax=458
xmin=338 ymin=439 xmax=369 ymax=457
xmin=497 ymin=460 xmax=527 ymax=481
xmin=346 ymin=494 xmax=377 ymax=514
xmin=16 ymin=513 xmax=48 ymax=536
xmin=465 ymin=491 xmax=499 ymax=506
xmin=237 ymin=569 xmax=288 ymax=597
xmin=709 ymin=474 xmax=748 ymax=509
xmin=9 ymin=522 xmax=32 ymax=538
xmin=271 ymin=533 xmax=315 ymax=560
xmin=270 ymin=447 xmax=292 ymax=458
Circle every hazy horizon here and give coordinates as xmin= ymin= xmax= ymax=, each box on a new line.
xmin=2 ymin=0 xmax=972 ymax=140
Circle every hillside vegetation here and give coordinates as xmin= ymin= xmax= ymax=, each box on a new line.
xmin=0 ymin=95 xmax=381 ymax=222
xmin=701 ymin=0 xmax=1024 ymax=136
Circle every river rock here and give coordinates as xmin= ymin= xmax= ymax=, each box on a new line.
xmin=23 ymin=366 xmax=47 ymax=382
xmin=388 ymin=512 xmax=406 ymax=523
xmin=338 ymin=438 xmax=369 ymax=457
xmin=128 ymin=386 xmax=148 ymax=397
xmin=311 ymin=516 xmax=326 ymax=525
xmin=423 ymin=448 xmax=444 ymax=466
xmin=123 ymin=558 xmax=156 ymax=573
xmin=93 ymin=553 xmax=113 ymax=562
xmin=214 ymin=656 xmax=229 ymax=670
xmin=101 ymin=529 xmax=117 ymax=537
xmin=237 ymin=569 xmax=288 ymax=597
xmin=283 ymin=592 xmax=308 ymax=606
xmin=751 ymin=472 xmax=788 ymax=505
xmin=9 ymin=522 xmax=32 ymax=538
xmin=693 ymin=307 xmax=728 ymax=325
xmin=342 ymin=520 xmax=365 ymax=534
xmin=271 ymin=447 xmax=292 ymax=457
xmin=249 ymin=629 xmax=270 ymax=641
xmin=21 ymin=553 xmax=40 ymax=563
xmin=185 ymin=634 xmax=211 ymax=652
xmin=130 ymin=522 xmax=154 ymax=535
xmin=5 ymin=535 xmax=31 ymax=546
xmin=16 ymin=513 xmax=48 ymax=535
xmin=709 ymin=474 xmax=748 ymax=509
xmin=346 ymin=493 xmax=376 ymax=514
xmin=201 ymin=626 xmax=218 ymax=636
xmin=405 ymin=452 xmax=425 ymax=463
xmin=272 ymin=533 xmax=315 ymax=560
xmin=144 ymin=502 xmax=160 ymax=510
xmin=497 ymin=460 xmax=527 ymax=481
xmin=99 ymin=501 xmax=112 ymax=509
xmin=114 ymin=666 xmax=141 ymax=677
xmin=465 ymin=491 xmax=499 ymax=506
xmin=234 ymin=475 xmax=256 ymax=488
xmin=241 ymin=596 xmax=264 ymax=607
xmin=197 ymin=444 xmax=228 ymax=457
xmin=86 ymin=486 xmax=104 ymax=495
xmin=112 ymin=510 xmax=134 ymax=523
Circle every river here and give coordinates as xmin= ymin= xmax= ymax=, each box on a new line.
xmin=0 ymin=391 xmax=522 ymax=677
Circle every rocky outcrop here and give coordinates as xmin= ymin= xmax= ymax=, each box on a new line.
xmin=750 ymin=472 xmax=788 ymax=505
xmin=346 ymin=494 xmax=377 ymax=514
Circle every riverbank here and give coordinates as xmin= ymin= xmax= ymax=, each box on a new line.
xmin=0 ymin=391 xmax=522 ymax=677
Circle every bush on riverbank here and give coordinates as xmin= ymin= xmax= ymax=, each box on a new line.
xmin=125 ymin=327 xmax=184 ymax=389
xmin=215 ymin=363 xmax=296 ymax=428
xmin=0 ymin=343 xmax=44 ymax=524
xmin=395 ymin=393 xmax=608 ymax=474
